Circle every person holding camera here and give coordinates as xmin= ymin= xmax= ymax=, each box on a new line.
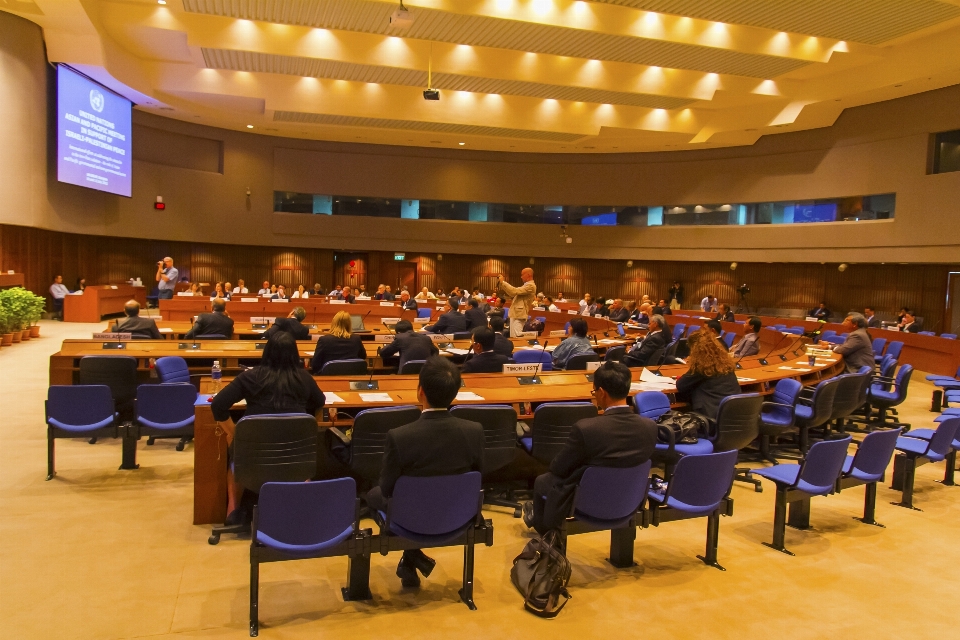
xmin=155 ymin=257 xmax=179 ymax=300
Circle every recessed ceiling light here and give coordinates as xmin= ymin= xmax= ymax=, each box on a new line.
xmin=157 ymin=0 xmax=166 ymax=4
xmin=458 ymin=142 xmax=465 ymax=146
xmin=246 ymin=124 xmax=254 ymax=128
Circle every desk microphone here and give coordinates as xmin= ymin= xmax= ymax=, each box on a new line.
xmin=533 ymin=339 xmax=550 ymax=383
xmin=758 ymin=333 xmax=790 ymax=366
xmin=360 ymin=309 xmax=372 ymax=331
xmin=363 ymin=367 xmax=376 ymax=390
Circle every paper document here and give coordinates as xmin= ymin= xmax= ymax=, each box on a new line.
xmin=444 ymin=348 xmax=471 ymax=355
xmin=640 ymin=368 xmax=670 ymax=382
xmin=631 ymin=382 xmax=676 ymax=393
xmin=778 ymin=366 xmax=812 ymax=372
xmin=737 ymin=377 xmax=757 ymax=383
xmin=360 ymin=393 xmax=393 ymax=402
xmin=456 ymin=392 xmax=485 ymax=401
xmin=324 ymin=392 xmax=345 ymax=404
xmin=304 ymin=351 xmax=315 ymax=356
xmin=599 ymin=339 xmax=621 ymax=344
xmin=159 ymin=328 xmax=173 ymax=333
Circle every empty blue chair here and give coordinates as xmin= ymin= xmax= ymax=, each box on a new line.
xmin=866 ymin=364 xmax=913 ymax=429
xmin=250 ymin=478 xmax=371 ymax=636
xmin=155 ymin=356 xmax=190 ymax=383
xmin=671 ymin=323 xmax=686 ymax=341
xmin=417 ymin=308 xmax=432 ymax=319
xmin=520 ymin=402 xmax=598 ymax=464
xmin=884 ymin=341 xmax=904 ymax=362
xmin=890 ymin=417 xmax=960 ymax=510
xmin=786 ymin=327 xmax=804 ymax=335
xmin=46 ymin=385 xmax=120 ymax=480
xmin=561 ymin=461 xmax=652 ymax=568
xmin=838 ymin=428 xmax=902 ymax=526
xmin=899 ymin=416 xmax=960 ymax=490
xmin=751 ymin=436 xmax=852 ymax=555
xmin=871 ymin=338 xmax=887 ymax=359
xmin=757 ymin=378 xmax=803 ymax=464
xmin=794 ymin=376 xmax=842 ymax=454
xmin=773 ymin=324 xmax=787 ymax=332
xmin=375 ymin=472 xmax=492 ymax=610
xmin=722 ymin=332 xmax=735 ymax=348
xmin=645 ymin=450 xmax=738 ymax=570
xmin=942 ymin=334 xmax=957 ymax=340
xmin=320 ymin=359 xmax=368 ymax=375
xmin=399 ymin=359 xmax=427 ymax=375
xmin=131 ymin=383 xmax=197 ymax=464
xmin=603 ymin=345 xmax=626 ymax=362
xmin=513 ymin=348 xmax=553 ymax=371
xmin=925 ymin=366 xmax=960 ymax=385
xmin=918 ymin=331 xmax=935 ymax=336
xmin=819 ymin=330 xmax=836 ymax=343
xmin=635 ymin=390 xmax=670 ymax=420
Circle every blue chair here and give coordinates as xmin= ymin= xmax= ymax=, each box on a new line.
xmin=503 ymin=308 xmax=509 ymax=319
xmin=46 ymin=385 xmax=120 ymax=480
xmin=879 ymin=340 xmax=904 ymax=364
xmin=145 ymin=285 xmax=160 ymax=308
xmin=865 ymin=364 xmax=913 ymax=429
xmin=560 ymin=461 xmax=652 ymax=568
xmin=417 ymin=308 xmax=432 ymax=319
xmin=155 ymin=356 xmax=190 ymax=383
xmin=918 ymin=331 xmax=935 ymax=336
xmin=634 ymin=389 xmax=714 ymax=462
xmin=837 ymin=428 xmax=902 ymax=526
xmin=942 ymin=334 xmax=957 ymax=340
xmin=603 ymin=345 xmax=626 ymax=362
xmin=399 ymin=359 xmax=426 ymax=375
xmin=450 ymin=405 xmax=524 ymax=516
xmin=899 ymin=415 xmax=960 ymax=486
xmin=320 ymin=359 xmax=368 ymax=375
xmin=375 ymin=472 xmax=492 ymax=610
xmin=131 ymin=383 xmax=197 ymax=464
xmin=773 ymin=324 xmax=787 ymax=332
xmin=565 ymin=352 xmax=600 ymax=371
xmin=513 ymin=349 xmax=553 ymax=371
xmin=794 ymin=377 xmax=842 ymax=454
xmin=925 ymin=366 xmax=960 ymax=385
xmin=757 ymin=378 xmax=803 ymax=464
xmin=520 ymin=402 xmax=598 ymax=465
xmin=828 ymin=367 xmax=873 ymax=435
xmin=712 ymin=393 xmax=764 ymax=490
xmin=722 ymin=332 xmax=735 ymax=348
xmin=250 ymin=478 xmax=371 ymax=636
xmin=820 ymin=330 xmax=836 ymax=341
xmin=871 ymin=338 xmax=887 ymax=360
xmin=890 ymin=417 xmax=960 ymax=510
xmin=635 ymin=390 xmax=670 ymax=420
xmin=645 ymin=450 xmax=738 ymax=570
xmin=671 ymin=323 xmax=686 ymax=341
xmin=750 ymin=436 xmax=852 ymax=555
xmin=786 ymin=326 xmax=804 ymax=335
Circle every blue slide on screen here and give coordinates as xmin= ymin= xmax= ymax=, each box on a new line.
xmin=56 ymin=66 xmax=132 ymax=197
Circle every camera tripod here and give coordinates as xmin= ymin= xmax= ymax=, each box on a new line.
xmin=736 ymin=291 xmax=751 ymax=314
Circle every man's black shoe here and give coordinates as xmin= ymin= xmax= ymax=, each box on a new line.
xmin=406 ymin=549 xmax=436 ymax=578
xmin=396 ymin=557 xmax=421 ymax=588
xmin=521 ymin=501 xmax=535 ymax=529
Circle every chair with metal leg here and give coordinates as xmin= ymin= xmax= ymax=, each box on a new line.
xmin=890 ymin=417 xmax=960 ymax=509
xmin=837 ymin=428 xmax=902 ymax=527
xmin=756 ymin=378 xmax=802 ymax=464
xmin=78 ymin=356 xmax=139 ymax=464
xmin=45 ymin=385 xmax=121 ymax=480
xmin=339 ymin=407 xmax=422 ymax=492
xmin=710 ymin=394 xmax=764 ymax=491
xmin=750 ymin=436 xmax=852 ymax=555
xmin=450 ymin=405 xmax=524 ymax=516
xmin=794 ymin=376 xmax=841 ymax=455
xmin=131 ymin=383 xmax=197 ymax=468
xmin=520 ymin=402 xmax=598 ymax=466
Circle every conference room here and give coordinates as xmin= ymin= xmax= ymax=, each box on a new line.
xmin=2 ymin=1 xmax=960 ymax=638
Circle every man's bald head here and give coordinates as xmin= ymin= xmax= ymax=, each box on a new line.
xmin=124 ymin=300 xmax=141 ymax=317
xmin=521 ymin=268 xmax=534 ymax=282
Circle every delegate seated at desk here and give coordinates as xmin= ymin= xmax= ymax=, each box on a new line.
xmin=463 ymin=298 xmax=489 ymax=330
xmin=522 ymin=361 xmax=658 ymax=534
xmin=462 ymin=328 xmax=510 ymax=373
xmin=111 ymin=300 xmax=161 ymax=339
xmin=551 ymin=317 xmax=595 ymax=370
xmin=674 ymin=330 xmax=740 ymax=422
xmin=809 ymin=302 xmax=831 ymax=321
xmin=622 ymin=315 xmax=667 ymax=367
xmin=264 ymin=307 xmax=310 ymax=341
xmin=832 ymin=313 xmax=875 ymax=373
xmin=730 ymin=317 xmax=762 ymax=357
xmin=365 ymin=357 xmax=484 ymax=588
xmin=489 ymin=316 xmax=514 ymax=357
xmin=185 ymin=299 xmax=234 ymax=339
xmin=310 ymin=311 xmax=367 ymax=373
xmin=900 ymin=311 xmax=922 ymax=333
xmin=379 ymin=320 xmax=439 ymax=371
xmin=211 ymin=332 xmax=326 ymax=525
xmin=426 ymin=300 xmax=467 ymax=334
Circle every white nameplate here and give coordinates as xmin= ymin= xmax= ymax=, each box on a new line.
xmin=805 ymin=316 xmax=819 ymax=322
xmin=375 ymin=334 xmax=395 ymax=343
xmin=549 ymin=330 xmax=568 ymax=337
xmin=414 ymin=317 xmax=430 ymax=324
xmin=429 ymin=333 xmax=455 ymax=342
xmin=93 ymin=332 xmax=131 ymax=340
xmin=585 ymin=361 xmax=602 ymax=372
xmin=272 ymin=298 xmax=290 ymax=302
xmin=329 ymin=299 xmax=346 ymax=304
xmin=177 ymin=291 xmax=192 ymax=296
xmin=520 ymin=331 xmax=539 ymax=339
xmin=240 ymin=297 xmax=258 ymax=302
xmin=381 ymin=317 xmax=400 ymax=324
xmin=380 ymin=301 xmax=396 ymax=307
xmin=250 ymin=317 xmax=276 ymax=324
xmin=532 ymin=306 xmax=545 ymax=311
xmin=595 ymin=314 xmax=603 ymax=318
xmin=503 ymin=363 xmax=542 ymax=374
xmin=356 ymin=296 xmax=371 ymax=300
xmin=568 ymin=309 xmax=579 ymax=315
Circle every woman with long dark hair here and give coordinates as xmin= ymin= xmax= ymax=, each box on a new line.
xmin=211 ymin=331 xmax=325 ymax=522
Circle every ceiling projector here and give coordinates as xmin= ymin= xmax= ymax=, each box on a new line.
xmin=423 ymin=88 xmax=440 ymax=100
xmin=390 ymin=8 xmax=414 ymax=29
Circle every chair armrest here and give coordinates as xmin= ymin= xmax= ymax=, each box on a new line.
xmin=328 ymin=427 xmax=351 ymax=444
xmin=762 ymin=401 xmax=795 ymax=410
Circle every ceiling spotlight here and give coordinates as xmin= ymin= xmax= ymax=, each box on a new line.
xmin=458 ymin=142 xmax=465 ymax=146
xmin=246 ymin=124 xmax=254 ymax=129
xmin=730 ymin=262 xmax=738 ymax=271
xmin=157 ymin=0 xmax=167 ymax=4
xmin=390 ymin=1 xmax=414 ymax=29
xmin=626 ymin=260 xmax=633 ymax=268
xmin=838 ymin=263 xmax=848 ymax=272
xmin=423 ymin=43 xmax=439 ymax=100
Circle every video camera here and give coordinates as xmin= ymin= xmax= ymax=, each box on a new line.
xmin=737 ymin=284 xmax=751 ymax=295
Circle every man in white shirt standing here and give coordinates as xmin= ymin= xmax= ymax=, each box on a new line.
xmin=49 ymin=275 xmax=70 ymax=320
xmin=498 ymin=268 xmax=537 ymax=338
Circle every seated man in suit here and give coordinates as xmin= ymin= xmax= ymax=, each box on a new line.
xmin=264 ymin=306 xmax=310 ymax=341
xmin=864 ymin=307 xmax=881 ymax=328
xmin=185 ymin=298 xmax=234 ymax=339
xmin=579 ymin=293 xmax=596 ymax=316
xmin=272 ymin=285 xmax=289 ymax=301
xmin=809 ymin=302 xmax=831 ymax=321
xmin=522 ymin=361 xmax=658 ymax=534
xmin=463 ymin=298 xmax=488 ymax=330
xmin=833 ymin=313 xmax=876 ymax=372
xmin=715 ymin=304 xmax=735 ymax=323
xmin=608 ymin=298 xmax=631 ymax=323
xmin=398 ymin=290 xmax=418 ymax=311
xmin=462 ymin=328 xmax=510 ymax=373
xmin=340 ymin=286 xmax=356 ymax=304
xmin=112 ymin=300 xmax=162 ymax=339
xmin=366 ymin=357 xmax=484 ymax=587
xmin=900 ymin=311 xmax=922 ymax=333
xmin=551 ymin=317 xmax=595 ymax=370
xmin=373 ymin=284 xmax=387 ymax=300
xmin=379 ymin=320 xmax=439 ymax=371
xmin=488 ymin=315 xmax=514 ymax=357
xmin=426 ymin=300 xmax=467 ymax=334
xmin=383 ymin=285 xmax=396 ymax=301
xmin=731 ymin=316 xmax=762 ymax=357
xmin=622 ymin=315 xmax=668 ymax=367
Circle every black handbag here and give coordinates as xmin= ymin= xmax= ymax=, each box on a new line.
xmin=655 ymin=410 xmax=709 ymax=446
xmin=510 ymin=530 xmax=572 ymax=618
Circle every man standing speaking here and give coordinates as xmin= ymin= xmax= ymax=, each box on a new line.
xmin=498 ymin=268 xmax=536 ymax=338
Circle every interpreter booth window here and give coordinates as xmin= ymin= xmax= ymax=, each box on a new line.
xmin=932 ymin=130 xmax=960 ymax=174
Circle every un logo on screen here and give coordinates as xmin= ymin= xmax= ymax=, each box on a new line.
xmin=89 ymin=89 xmax=105 ymax=113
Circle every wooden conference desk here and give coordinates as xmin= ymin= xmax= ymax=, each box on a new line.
xmin=63 ymin=284 xmax=147 ymax=323
xmin=0 ymin=272 xmax=25 ymax=288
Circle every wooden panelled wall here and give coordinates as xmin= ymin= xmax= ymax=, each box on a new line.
xmin=2 ymin=224 xmax=956 ymax=331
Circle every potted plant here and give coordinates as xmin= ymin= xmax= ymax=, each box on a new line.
xmin=0 ymin=288 xmax=32 ymax=342
xmin=26 ymin=290 xmax=45 ymax=337
xmin=0 ymin=289 xmax=18 ymax=343
xmin=0 ymin=300 xmax=8 ymax=348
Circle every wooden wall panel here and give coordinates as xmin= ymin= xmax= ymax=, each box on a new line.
xmin=1 ymin=224 xmax=956 ymax=331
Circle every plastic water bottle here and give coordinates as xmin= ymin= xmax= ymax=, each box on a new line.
xmin=211 ymin=360 xmax=222 ymax=393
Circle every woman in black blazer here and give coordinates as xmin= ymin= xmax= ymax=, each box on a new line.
xmin=674 ymin=330 xmax=741 ymax=421
xmin=310 ymin=311 xmax=367 ymax=373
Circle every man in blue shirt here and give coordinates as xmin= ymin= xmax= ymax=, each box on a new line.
xmin=155 ymin=257 xmax=178 ymax=300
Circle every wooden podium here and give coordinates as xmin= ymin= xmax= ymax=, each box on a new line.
xmin=63 ymin=285 xmax=147 ymax=322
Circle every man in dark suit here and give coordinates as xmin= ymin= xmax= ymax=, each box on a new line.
xmin=341 ymin=286 xmax=356 ymax=304
xmin=864 ymin=307 xmax=881 ymax=329
xmin=715 ymin=304 xmax=735 ymax=322
xmin=488 ymin=316 xmax=514 ymax=357
xmin=112 ymin=300 xmax=162 ymax=339
xmin=462 ymin=328 xmax=510 ymax=373
xmin=399 ymin=290 xmax=418 ymax=311
xmin=383 ymin=285 xmax=396 ymax=301
xmin=184 ymin=298 xmax=234 ymax=339
xmin=379 ymin=320 xmax=439 ymax=371
xmin=809 ymin=302 xmax=831 ymax=321
xmin=833 ymin=313 xmax=876 ymax=372
xmin=264 ymin=306 xmax=310 ymax=341
xmin=366 ymin=357 xmax=484 ymax=587
xmin=271 ymin=285 xmax=289 ymax=301
xmin=900 ymin=311 xmax=922 ymax=333
xmin=463 ymin=298 xmax=488 ymax=331
xmin=522 ymin=361 xmax=658 ymax=533
xmin=426 ymin=300 xmax=467 ymax=334
xmin=622 ymin=315 xmax=668 ymax=367
xmin=731 ymin=316 xmax=762 ymax=357
xmin=608 ymin=298 xmax=631 ymax=323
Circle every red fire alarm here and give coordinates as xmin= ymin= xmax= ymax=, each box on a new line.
xmin=349 ymin=260 xmax=356 ymax=267
xmin=154 ymin=196 xmax=165 ymax=210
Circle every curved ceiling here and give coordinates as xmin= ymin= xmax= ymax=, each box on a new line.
xmin=6 ymin=0 xmax=960 ymax=153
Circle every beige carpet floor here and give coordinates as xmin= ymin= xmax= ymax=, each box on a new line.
xmin=1 ymin=320 xmax=957 ymax=639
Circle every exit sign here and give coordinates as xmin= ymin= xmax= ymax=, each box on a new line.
xmin=394 ymin=253 xmax=405 ymax=261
